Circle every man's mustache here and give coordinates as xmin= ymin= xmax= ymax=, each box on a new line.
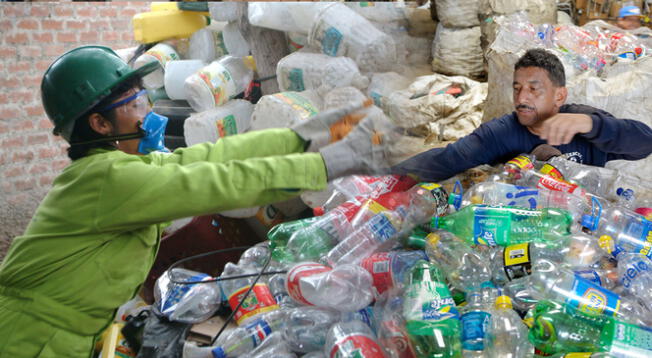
xmin=516 ymin=104 xmax=536 ymax=111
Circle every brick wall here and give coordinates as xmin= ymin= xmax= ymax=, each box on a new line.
xmin=0 ymin=2 xmax=150 ymax=261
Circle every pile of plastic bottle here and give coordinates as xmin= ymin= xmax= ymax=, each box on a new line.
xmin=149 ymin=153 xmax=652 ymax=358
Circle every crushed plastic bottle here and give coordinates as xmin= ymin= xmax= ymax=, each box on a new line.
xmin=360 ymin=250 xmax=428 ymax=296
xmin=154 ymin=268 xmax=222 ymax=324
xmin=219 ymin=262 xmax=279 ymax=326
xmin=325 ymin=320 xmax=386 ymax=358
xmin=211 ymin=310 xmax=287 ymax=358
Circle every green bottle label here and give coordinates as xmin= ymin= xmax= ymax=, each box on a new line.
xmin=472 ymin=207 xmax=511 ymax=246
xmin=216 ymin=114 xmax=237 ymax=137
xmin=608 ymin=321 xmax=652 ymax=355
xmin=404 ymin=280 xmax=459 ymax=322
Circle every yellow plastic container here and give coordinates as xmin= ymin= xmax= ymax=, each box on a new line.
xmin=132 ymin=10 xmax=209 ymax=44
xmin=150 ymin=2 xmax=209 ymax=16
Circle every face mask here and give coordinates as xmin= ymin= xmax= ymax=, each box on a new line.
xmin=137 ymin=111 xmax=170 ymax=154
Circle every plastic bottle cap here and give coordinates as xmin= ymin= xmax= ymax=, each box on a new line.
xmin=243 ymin=56 xmax=256 ymax=71
xmin=580 ymin=214 xmax=597 ymax=231
xmin=313 ymin=206 xmax=325 ymax=217
xmin=425 ymin=232 xmax=441 ymax=246
xmin=212 ymin=347 xmax=226 ymax=358
xmin=495 ymin=295 xmax=512 ymax=309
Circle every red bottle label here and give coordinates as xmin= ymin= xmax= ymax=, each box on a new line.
xmin=286 ymin=262 xmax=332 ymax=306
xmin=361 ymin=252 xmax=393 ymax=295
xmin=330 ymin=334 xmax=385 ymax=358
xmin=227 ymin=284 xmax=279 ymax=325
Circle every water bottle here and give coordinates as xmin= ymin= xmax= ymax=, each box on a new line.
xmin=268 ymin=216 xmax=321 ymax=264
xmin=308 ymin=3 xmax=397 ymax=72
xmin=237 ymin=242 xmax=271 ymax=270
xmin=219 ymin=262 xmax=279 ymax=326
xmin=403 ymin=260 xmax=462 ymax=358
xmin=268 ymin=273 xmax=297 ymax=309
xmin=184 ymin=55 xmax=255 ymax=112
xmin=325 ymin=183 xmax=449 ymax=266
xmin=431 ymin=204 xmax=573 ymax=247
xmin=276 ymin=52 xmax=369 ymax=94
xmin=285 ymin=262 xmax=374 ymax=312
xmin=183 ymin=99 xmax=254 ymax=146
xmin=134 ymin=43 xmax=180 ymax=90
xmin=360 ymin=250 xmax=427 ymax=296
xmin=325 ymin=320 xmax=386 ymax=358
xmin=582 ymin=201 xmax=652 ymax=259
xmin=485 ymin=295 xmax=534 ymax=358
xmin=573 ymin=267 xmax=618 ymax=290
xmin=459 ymin=284 xmax=496 ymax=356
xmin=153 ymin=268 xmax=222 ymax=323
xmin=211 ymin=310 xmax=287 ymax=358
xmin=424 ymin=230 xmax=492 ymax=292
xmin=282 ymin=306 xmax=342 ymax=353
xmin=528 ymin=259 xmax=651 ymax=327
xmin=616 ymin=251 xmax=652 ymax=312
xmin=248 ymin=332 xmax=296 ymax=358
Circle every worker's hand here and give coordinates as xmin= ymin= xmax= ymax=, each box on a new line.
xmin=319 ymin=111 xmax=394 ymax=181
xmin=291 ymin=98 xmax=373 ymax=152
xmin=538 ymin=113 xmax=593 ymax=146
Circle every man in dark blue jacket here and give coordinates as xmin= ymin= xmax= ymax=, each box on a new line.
xmin=393 ymin=48 xmax=652 ymax=181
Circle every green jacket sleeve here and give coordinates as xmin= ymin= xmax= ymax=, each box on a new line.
xmin=90 ymin=130 xmax=327 ymax=231
xmin=157 ymin=128 xmax=308 ymax=165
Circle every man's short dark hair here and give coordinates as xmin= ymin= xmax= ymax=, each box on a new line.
xmin=515 ymin=49 xmax=566 ymax=87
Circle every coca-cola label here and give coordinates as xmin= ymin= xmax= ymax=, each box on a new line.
xmin=286 ymin=262 xmax=332 ymax=306
xmin=227 ymin=284 xmax=279 ymax=325
xmin=361 ymin=252 xmax=393 ymax=295
xmin=330 ymin=334 xmax=385 ymax=358
xmin=537 ymin=176 xmax=581 ymax=195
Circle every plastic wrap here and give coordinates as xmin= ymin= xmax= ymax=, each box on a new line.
xmin=431 ymin=24 xmax=484 ymax=79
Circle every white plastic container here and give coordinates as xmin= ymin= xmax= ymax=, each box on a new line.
xmin=134 ymin=43 xmax=180 ymax=90
xmin=183 ymin=99 xmax=254 ymax=146
xmin=207 ymin=2 xmax=245 ymax=22
xmin=164 ymin=60 xmax=205 ymax=101
xmin=188 ymin=22 xmax=250 ymax=63
xmin=248 ymin=2 xmax=327 ymax=34
xmin=276 ymin=52 xmax=369 ymax=94
xmin=308 ymin=3 xmax=397 ymax=73
xmin=184 ymin=55 xmax=255 ymax=112
xmin=249 ymin=90 xmax=322 ymax=131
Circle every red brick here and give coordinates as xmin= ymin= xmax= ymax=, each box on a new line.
xmin=42 ymin=20 xmax=63 ymax=31
xmin=52 ymin=159 xmax=70 ymax=171
xmin=14 ymin=178 xmax=37 ymax=191
xmin=0 ymin=107 xmax=20 ymax=120
xmin=102 ymin=31 xmax=119 ymax=42
xmin=53 ymin=6 xmax=73 ymax=17
xmin=0 ymin=122 xmax=8 ymax=133
xmin=0 ymin=46 xmax=17 ymax=58
xmin=2 ymin=137 xmax=25 ymax=148
xmin=0 ymin=78 xmax=21 ymax=89
xmin=19 ymin=46 xmax=42 ymax=58
xmin=4 ymin=5 xmax=29 ymax=17
xmin=17 ymin=19 xmax=39 ymax=30
xmin=25 ymin=105 xmax=44 ymax=117
xmin=35 ymin=60 xmax=51 ymax=72
xmin=8 ymin=61 xmax=30 ymax=73
xmin=77 ymin=6 xmax=96 ymax=18
xmin=8 ymin=90 xmax=32 ymax=103
xmin=39 ymin=175 xmax=58 ymax=187
xmin=7 ymin=193 xmax=29 ymax=207
xmin=121 ymin=32 xmax=133 ymax=43
xmin=5 ymin=33 xmax=28 ymax=44
xmin=29 ymin=163 xmax=49 ymax=175
xmin=0 ymin=20 xmax=11 ymax=32
xmin=11 ymin=120 xmax=35 ymax=132
xmin=12 ymin=150 xmax=35 ymax=163
xmin=5 ymin=166 xmax=25 ymax=178
xmin=1 ymin=182 xmax=11 ymax=192
xmin=30 ymin=5 xmax=51 ymax=17
xmin=80 ymin=31 xmax=99 ymax=43
xmin=56 ymin=32 xmax=78 ymax=43
xmin=65 ymin=20 xmax=86 ymax=30
xmin=39 ymin=147 xmax=60 ymax=159
xmin=94 ymin=20 xmax=110 ymax=31
xmin=27 ymin=133 xmax=49 ymax=146
xmin=120 ymin=8 xmax=138 ymax=18
xmin=22 ymin=75 xmax=42 ymax=88
xmin=32 ymin=32 xmax=53 ymax=43
xmin=45 ymin=45 xmax=65 ymax=57
xmin=99 ymin=7 xmax=118 ymax=18
xmin=0 ymin=93 xmax=7 ymax=104
xmin=39 ymin=119 xmax=54 ymax=130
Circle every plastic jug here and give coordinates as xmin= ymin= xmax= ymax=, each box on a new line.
xmin=134 ymin=43 xmax=180 ymax=90
xmin=132 ymin=10 xmax=210 ymax=44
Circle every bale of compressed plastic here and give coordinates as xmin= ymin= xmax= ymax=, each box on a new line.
xmin=434 ymin=0 xmax=480 ymax=28
xmin=431 ymin=24 xmax=484 ymax=80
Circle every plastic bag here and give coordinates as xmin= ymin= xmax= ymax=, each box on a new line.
xmin=431 ymin=24 xmax=484 ymax=79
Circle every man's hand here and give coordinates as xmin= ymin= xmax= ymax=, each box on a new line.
xmin=538 ymin=113 xmax=593 ymax=146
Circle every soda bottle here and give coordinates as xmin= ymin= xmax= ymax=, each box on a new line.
xmin=516 ymin=164 xmax=590 ymax=199
xmin=237 ymin=242 xmax=271 ymax=270
xmin=153 ymin=268 xmax=222 ymax=323
xmin=424 ymin=230 xmax=492 ymax=292
xmin=431 ymin=204 xmax=573 ymax=246
xmin=615 ymin=251 xmax=652 ymax=312
xmin=485 ymin=295 xmax=534 ymax=358
xmin=282 ymin=306 xmax=342 ymax=353
xmin=402 ymin=227 xmax=429 ymax=250
xmin=459 ymin=284 xmax=496 ymax=356
xmin=211 ymin=310 xmax=287 ymax=358
xmin=325 ymin=320 xmax=386 ymax=358
xmin=547 ymin=156 xmax=616 ymax=200
xmin=184 ymin=55 xmax=256 ymax=112
xmin=285 ymin=262 xmax=374 ymax=312
xmin=488 ymin=154 xmax=537 ymax=183
xmin=360 ymin=250 xmax=428 ymax=297
xmin=219 ymin=262 xmax=279 ymax=326
xmin=268 ymin=273 xmax=298 ymax=309
xmin=527 ymin=259 xmax=651 ymax=327
xmin=403 ymin=260 xmax=462 ymax=358
xmin=248 ymin=332 xmax=296 ymax=358
xmin=268 ymin=216 xmax=321 ymax=264
xmin=374 ymin=291 xmax=417 ymax=358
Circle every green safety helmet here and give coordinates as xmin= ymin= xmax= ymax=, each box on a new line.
xmin=41 ymin=45 xmax=159 ymax=142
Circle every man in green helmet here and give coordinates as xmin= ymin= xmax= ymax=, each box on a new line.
xmin=0 ymin=46 xmax=389 ymax=357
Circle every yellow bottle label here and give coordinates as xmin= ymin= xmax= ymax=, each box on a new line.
xmin=504 ymin=243 xmax=530 ymax=266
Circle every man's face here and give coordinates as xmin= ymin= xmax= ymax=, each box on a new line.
xmin=513 ymin=66 xmax=563 ymax=127
xmin=617 ymin=16 xmax=641 ymax=30
xmin=108 ymin=87 xmax=151 ymax=154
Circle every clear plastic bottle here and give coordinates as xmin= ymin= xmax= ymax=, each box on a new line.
xmin=285 ymin=262 xmax=374 ymax=312
xmin=268 ymin=273 xmax=298 ymax=309
xmin=236 ymin=242 xmax=270 ymax=270
xmin=282 ymin=306 xmax=343 ymax=353
xmin=615 ymin=251 xmax=652 ymax=313
xmin=248 ymin=332 xmax=296 ymax=358
xmin=488 ymin=154 xmax=537 ymax=183
xmin=460 ymin=285 xmax=495 ymax=356
xmin=325 ymin=320 xmax=386 ymax=358
xmin=424 ymin=230 xmax=492 ymax=292
xmin=219 ymin=262 xmax=279 ymax=326
xmin=528 ymin=259 xmax=652 ymax=327
xmin=211 ymin=309 xmax=287 ymax=358
xmin=431 ymin=204 xmax=573 ymax=247
xmin=582 ymin=204 xmax=652 ymax=259
xmin=360 ymin=250 xmax=427 ymax=296
xmin=153 ymin=268 xmax=222 ymax=323
xmin=374 ymin=292 xmax=416 ymax=358
xmin=184 ymin=55 xmax=255 ymax=112
xmin=276 ymin=52 xmax=369 ymax=94
xmin=485 ymin=295 xmax=533 ymax=358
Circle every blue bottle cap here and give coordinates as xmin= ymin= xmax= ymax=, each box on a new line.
xmin=212 ymin=347 xmax=226 ymax=358
xmin=581 ymin=214 xmax=597 ymax=231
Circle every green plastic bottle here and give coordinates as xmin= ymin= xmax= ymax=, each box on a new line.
xmin=267 ymin=217 xmax=320 ymax=263
xmin=431 ymin=204 xmax=573 ymax=246
xmin=403 ymin=260 xmax=462 ymax=358
xmin=402 ymin=227 xmax=429 ymax=250
xmin=529 ymin=300 xmax=652 ymax=356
